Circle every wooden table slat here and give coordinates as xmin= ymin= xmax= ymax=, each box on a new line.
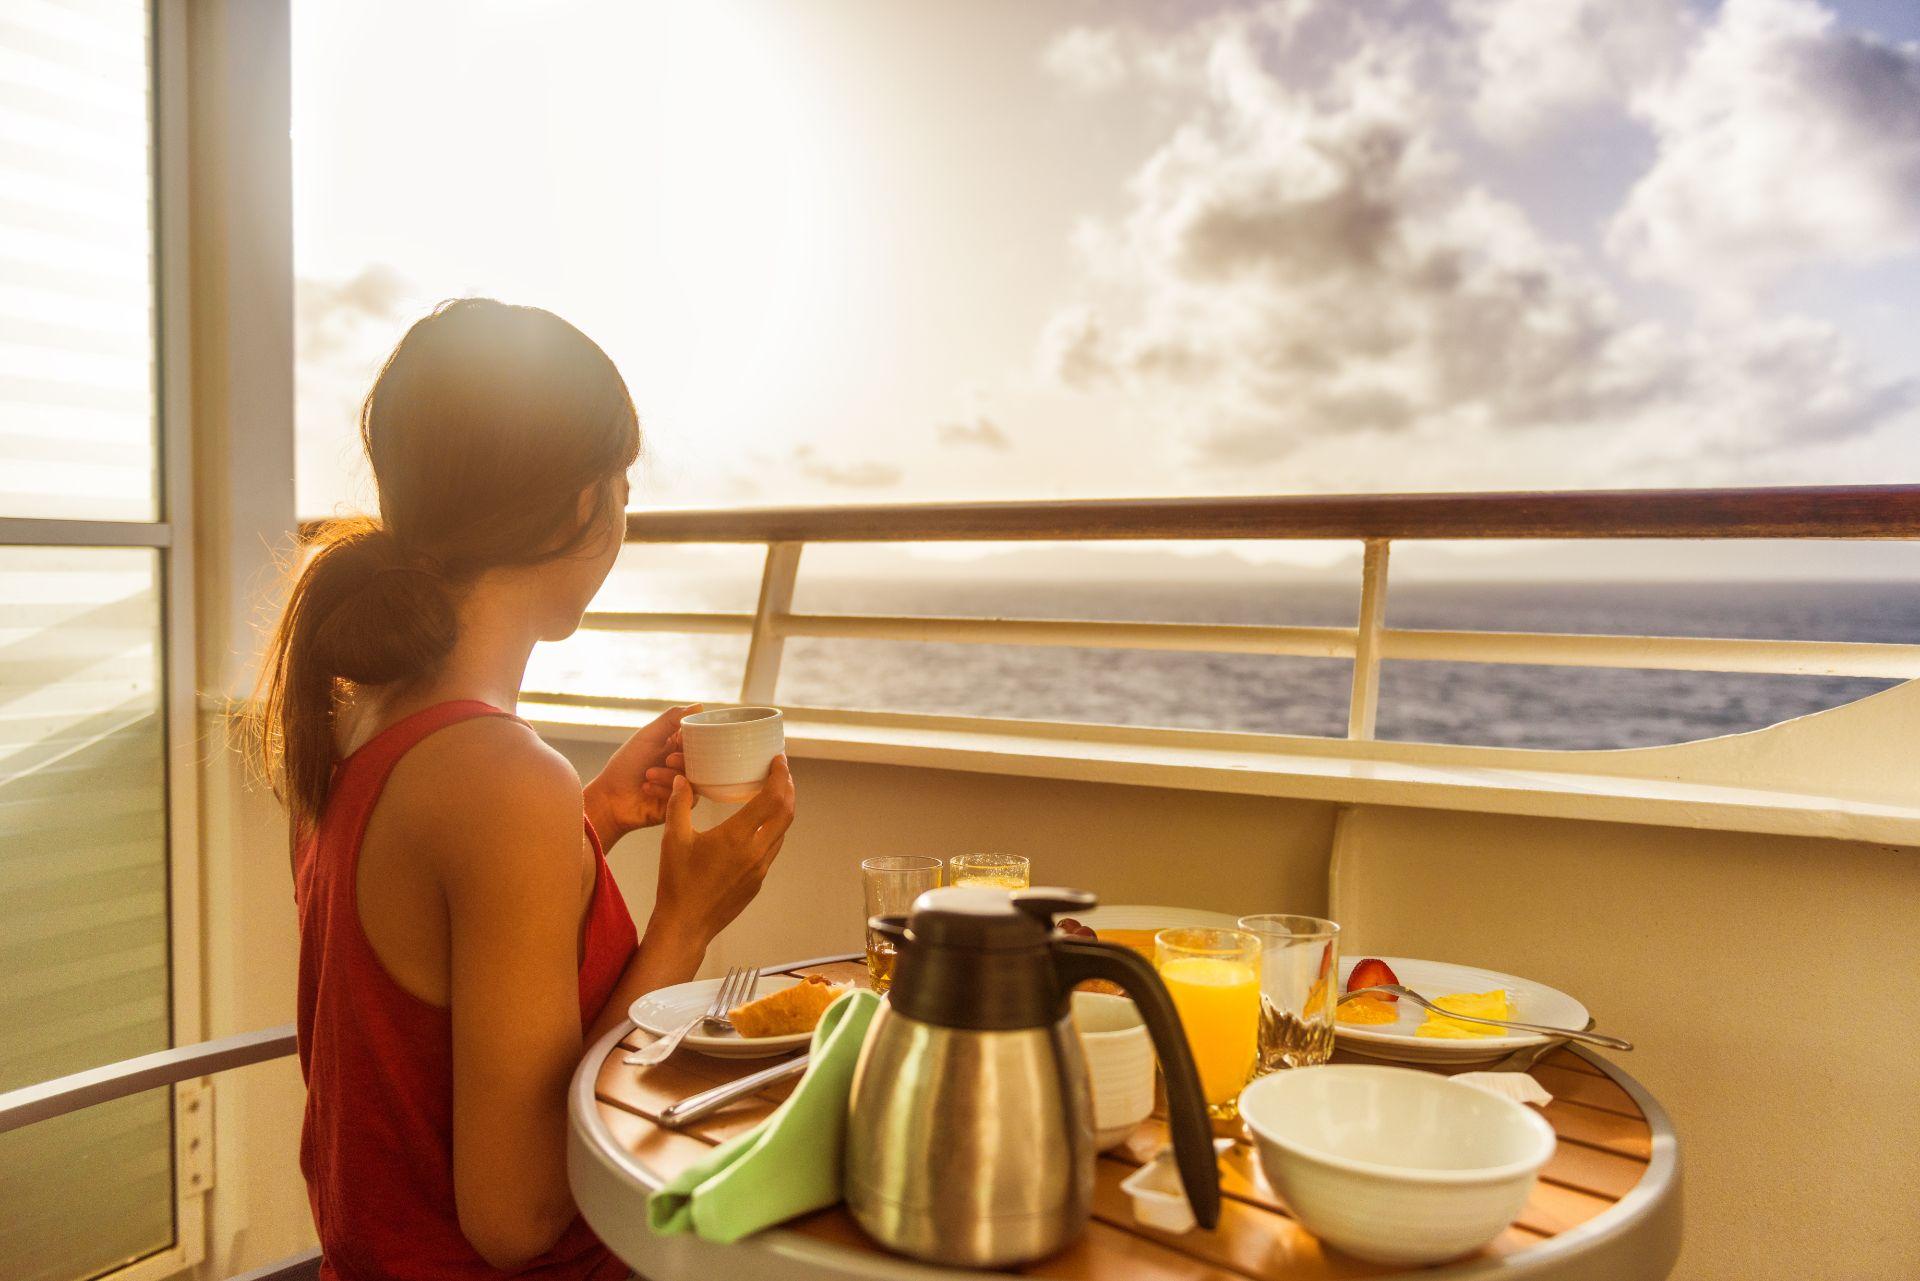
xmin=597 ymin=1055 xmax=786 ymax=1144
xmin=1538 ymin=1048 xmax=1609 ymax=1078
xmin=1089 ymin=1162 xmax=1398 ymax=1281
xmin=1531 ymin=1064 xmax=1644 ymax=1119
xmin=1514 ymin=1180 xmax=1619 ymax=1237
xmin=597 ymin=1103 xmax=723 ymax=1179
xmin=1536 ymin=1135 xmax=1650 ymax=1200
xmin=1541 ymin=1099 xmax=1655 ymax=1160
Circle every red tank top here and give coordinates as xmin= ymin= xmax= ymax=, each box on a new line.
xmin=295 ymin=701 xmax=636 ymax=1281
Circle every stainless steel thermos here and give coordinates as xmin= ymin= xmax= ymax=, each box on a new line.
xmin=845 ymin=886 xmax=1220 ymax=1267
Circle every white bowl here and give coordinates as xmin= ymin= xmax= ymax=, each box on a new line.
xmin=1071 ymin=991 xmax=1154 ymax=1151
xmin=1239 ymin=1065 xmax=1555 ymax=1265
xmin=680 ymin=706 xmax=784 ymax=802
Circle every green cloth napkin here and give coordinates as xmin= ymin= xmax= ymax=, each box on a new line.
xmin=648 ymin=988 xmax=881 ymax=1244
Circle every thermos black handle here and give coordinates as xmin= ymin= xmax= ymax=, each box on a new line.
xmin=1051 ymin=938 xmax=1222 ymax=1231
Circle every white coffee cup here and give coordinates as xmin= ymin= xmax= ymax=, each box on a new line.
xmin=680 ymin=706 xmax=785 ymax=803
xmin=1072 ymin=991 xmax=1155 ymax=1151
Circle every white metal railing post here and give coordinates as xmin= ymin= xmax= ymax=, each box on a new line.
xmin=1347 ymin=539 xmax=1391 ymax=739
xmin=740 ymin=541 xmax=804 ymax=703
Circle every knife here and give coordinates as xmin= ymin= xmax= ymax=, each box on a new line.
xmin=656 ymin=1053 xmax=810 ymax=1128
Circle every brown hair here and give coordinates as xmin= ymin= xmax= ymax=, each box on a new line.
xmin=248 ymin=299 xmax=640 ymax=832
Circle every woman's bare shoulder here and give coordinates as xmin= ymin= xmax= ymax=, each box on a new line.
xmin=382 ymin=716 xmax=584 ymax=877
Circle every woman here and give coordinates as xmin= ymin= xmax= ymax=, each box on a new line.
xmin=249 ymin=299 xmax=795 ymax=1279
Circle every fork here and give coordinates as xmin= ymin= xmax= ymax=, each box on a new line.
xmin=625 ymin=965 xmax=761 ymax=1067
xmin=1340 ymin=984 xmax=1632 ymax=1052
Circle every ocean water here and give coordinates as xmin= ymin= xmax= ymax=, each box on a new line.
xmin=528 ymin=577 xmax=1920 ymax=751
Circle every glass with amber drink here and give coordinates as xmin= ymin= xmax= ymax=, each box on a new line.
xmin=949 ymin=852 xmax=1030 ymax=890
xmin=1154 ymin=927 xmax=1262 ymax=1121
xmin=861 ymin=856 xmax=941 ymax=992
xmin=1237 ymin=914 xmax=1340 ymax=1072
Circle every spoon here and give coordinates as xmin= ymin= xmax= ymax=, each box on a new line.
xmin=1340 ymin=985 xmax=1633 ymax=1052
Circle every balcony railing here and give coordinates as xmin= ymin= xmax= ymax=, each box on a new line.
xmin=518 ymin=485 xmax=1920 ymax=741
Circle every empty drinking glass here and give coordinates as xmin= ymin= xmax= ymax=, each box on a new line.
xmin=1237 ymin=914 xmax=1341 ymax=1072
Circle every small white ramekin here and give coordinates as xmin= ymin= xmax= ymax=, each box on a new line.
xmin=1239 ymin=1064 xmax=1556 ymax=1265
xmin=680 ymin=706 xmax=784 ymax=803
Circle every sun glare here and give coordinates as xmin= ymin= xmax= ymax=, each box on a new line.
xmin=601 ymin=3 xmax=851 ymax=418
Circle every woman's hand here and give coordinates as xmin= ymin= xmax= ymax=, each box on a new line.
xmin=650 ymin=755 xmax=796 ymax=948
xmin=582 ymin=703 xmax=700 ymax=842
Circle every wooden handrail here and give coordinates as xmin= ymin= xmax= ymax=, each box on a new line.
xmin=293 ymin=486 xmax=1920 ymax=545
xmin=621 ymin=485 xmax=1920 ymax=544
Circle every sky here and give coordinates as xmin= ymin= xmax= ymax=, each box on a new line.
xmin=290 ymin=0 xmax=1920 ymax=576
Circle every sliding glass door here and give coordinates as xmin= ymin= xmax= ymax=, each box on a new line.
xmin=0 ymin=3 xmax=191 ymax=1279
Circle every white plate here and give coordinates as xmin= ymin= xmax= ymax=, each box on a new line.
xmin=1333 ymin=956 xmax=1590 ymax=1065
xmin=1075 ymin=905 xmax=1240 ymax=933
xmin=629 ymin=974 xmax=821 ymax=1060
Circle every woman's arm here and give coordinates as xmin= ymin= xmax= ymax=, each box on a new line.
xmin=435 ymin=737 xmax=596 ymax=1271
xmin=585 ymin=758 xmax=798 ymax=1045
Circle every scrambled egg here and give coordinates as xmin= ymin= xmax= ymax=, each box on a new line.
xmin=1413 ymin=989 xmax=1511 ymax=1039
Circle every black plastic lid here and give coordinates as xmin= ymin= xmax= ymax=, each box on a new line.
xmin=880 ymin=886 xmax=1096 ymax=1029
xmin=901 ymin=886 xmax=1059 ymax=951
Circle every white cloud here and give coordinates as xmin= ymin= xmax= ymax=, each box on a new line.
xmin=297 ymin=264 xmax=411 ymax=362
xmin=1042 ymin=26 xmax=1129 ymax=94
xmin=1610 ymin=0 xmax=1920 ymax=295
xmin=1037 ymin=5 xmax=1916 ymax=482
xmin=790 ymin=445 xmax=902 ymax=489
xmin=1457 ymin=0 xmax=1691 ymax=142
xmin=936 ymin=416 xmax=1011 ymax=450
xmin=295 ymin=266 xmax=419 ymax=514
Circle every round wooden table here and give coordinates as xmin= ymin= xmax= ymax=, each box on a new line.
xmin=569 ymin=955 xmax=1681 ymax=1280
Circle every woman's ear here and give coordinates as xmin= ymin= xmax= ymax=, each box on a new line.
xmin=575 ymin=482 xmax=604 ymax=528
xmin=577 ymin=478 xmax=626 ymax=555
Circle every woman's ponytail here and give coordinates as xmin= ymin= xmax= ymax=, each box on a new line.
xmin=247 ymin=516 xmax=458 ymax=831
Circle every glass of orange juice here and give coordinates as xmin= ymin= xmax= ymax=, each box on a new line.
xmin=1154 ymin=927 xmax=1262 ymax=1121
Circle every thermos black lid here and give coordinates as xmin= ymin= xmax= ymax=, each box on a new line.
xmin=873 ymin=886 xmax=1096 ymax=1029
xmin=903 ymin=886 xmax=1094 ymax=952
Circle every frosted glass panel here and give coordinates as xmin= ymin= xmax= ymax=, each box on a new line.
xmin=0 ymin=0 xmax=158 ymax=520
xmin=0 ymin=546 xmax=173 ymax=1280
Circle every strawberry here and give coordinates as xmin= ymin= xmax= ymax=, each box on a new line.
xmin=1347 ymin=957 xmax=1400 ymax=1000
